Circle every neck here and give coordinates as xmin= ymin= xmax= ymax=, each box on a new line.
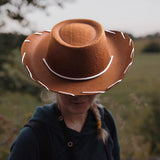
xmin=58 ymin=106 xmax=88 ymax=132
xmin=62 ymin=110 xmax=88 ymax=122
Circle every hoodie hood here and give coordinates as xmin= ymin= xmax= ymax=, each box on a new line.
xmin=30 ymin=103 xmax=57 ymax=127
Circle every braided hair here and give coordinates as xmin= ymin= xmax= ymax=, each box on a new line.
xmin=90 ymin=102 xmax=109 ymax=143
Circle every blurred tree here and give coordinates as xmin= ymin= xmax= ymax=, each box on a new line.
xmin=142 ymin=41 xmax=160 ymax=53
xmin=0 ymin=33 xmax=42 ymax=96
xmin=0 ymin=0 xmax=75 ymax=28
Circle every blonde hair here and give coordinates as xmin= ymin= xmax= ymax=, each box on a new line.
xmin=90 ymin=101 xmax=109 ymax=143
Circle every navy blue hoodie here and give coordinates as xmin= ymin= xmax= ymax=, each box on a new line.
xmin=8 ymin=103 xmax=120 ymax=160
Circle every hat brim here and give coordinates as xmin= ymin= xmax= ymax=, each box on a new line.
xmin=21 ymin=30 xmax=134 ymax=96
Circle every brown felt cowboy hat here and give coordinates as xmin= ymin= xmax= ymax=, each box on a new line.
xmin=21 ymin=19 xmax=134 ymax=96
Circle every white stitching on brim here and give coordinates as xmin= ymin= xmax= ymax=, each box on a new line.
xmin=129 ymin=39 xmax=132 ymax=46
xmin=107 ymin=79 xmax=122 ymax=89
xmin=105 ymin=30 xmax=116 ymax=34
xmin=26 ymin=65 xmax=49 ymax=90
xmin=37 ymin=80 xmax=49 ymax=91
xmin=22 ymin=52 xmax=26 ymax=64
xmin=34 ymin=32 xmax=43 ymax=35
xmin=121 ymin=32 xmax=126 ymax=39
xmin=26 ymin=65 xmax=34 ymax=80
xmin=130 ymin=48 xmax=134 ymax=58
xmin=58 ymin=91 xmax=75 ymax=96
xmin=24 ymin=40 xmax=31 ymax=42
xmin=45 ymin=30 xmax=51 ymax=32
xmin=124 ymin=62 xmax=133 ymax=74
xmin=42 ymin=56 xmax=114 ymax=81
xmin=81 ymin=91 xmax=105 ymax=94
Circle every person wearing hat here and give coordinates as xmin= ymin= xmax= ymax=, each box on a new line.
xmin=9 ymin=19 xmax=134 ymax=160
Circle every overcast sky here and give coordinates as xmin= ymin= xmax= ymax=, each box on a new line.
xmin=3 ymin=0 xmax=160 ymax=37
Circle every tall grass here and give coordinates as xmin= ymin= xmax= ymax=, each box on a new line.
xmin=100 ymin=53 xmax=160 ymax=159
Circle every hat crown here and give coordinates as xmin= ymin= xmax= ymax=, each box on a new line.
xmin=46 ymin=19 xmax=110 ymax=79
xmin=59 ymin=23 xmax=96 ymax=46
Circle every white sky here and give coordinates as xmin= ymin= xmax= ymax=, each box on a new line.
xmin=3 ymin=0 xmax=160 ymax=37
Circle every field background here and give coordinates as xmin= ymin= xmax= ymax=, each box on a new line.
xmin=0 ymin=33 xmax=160 ymax=160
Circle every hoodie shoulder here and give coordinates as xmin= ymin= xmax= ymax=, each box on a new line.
xmin=9 ymin=127 xmax=39 ymax=160
xmin=30 ymin=102 xmax=57 ymax=126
